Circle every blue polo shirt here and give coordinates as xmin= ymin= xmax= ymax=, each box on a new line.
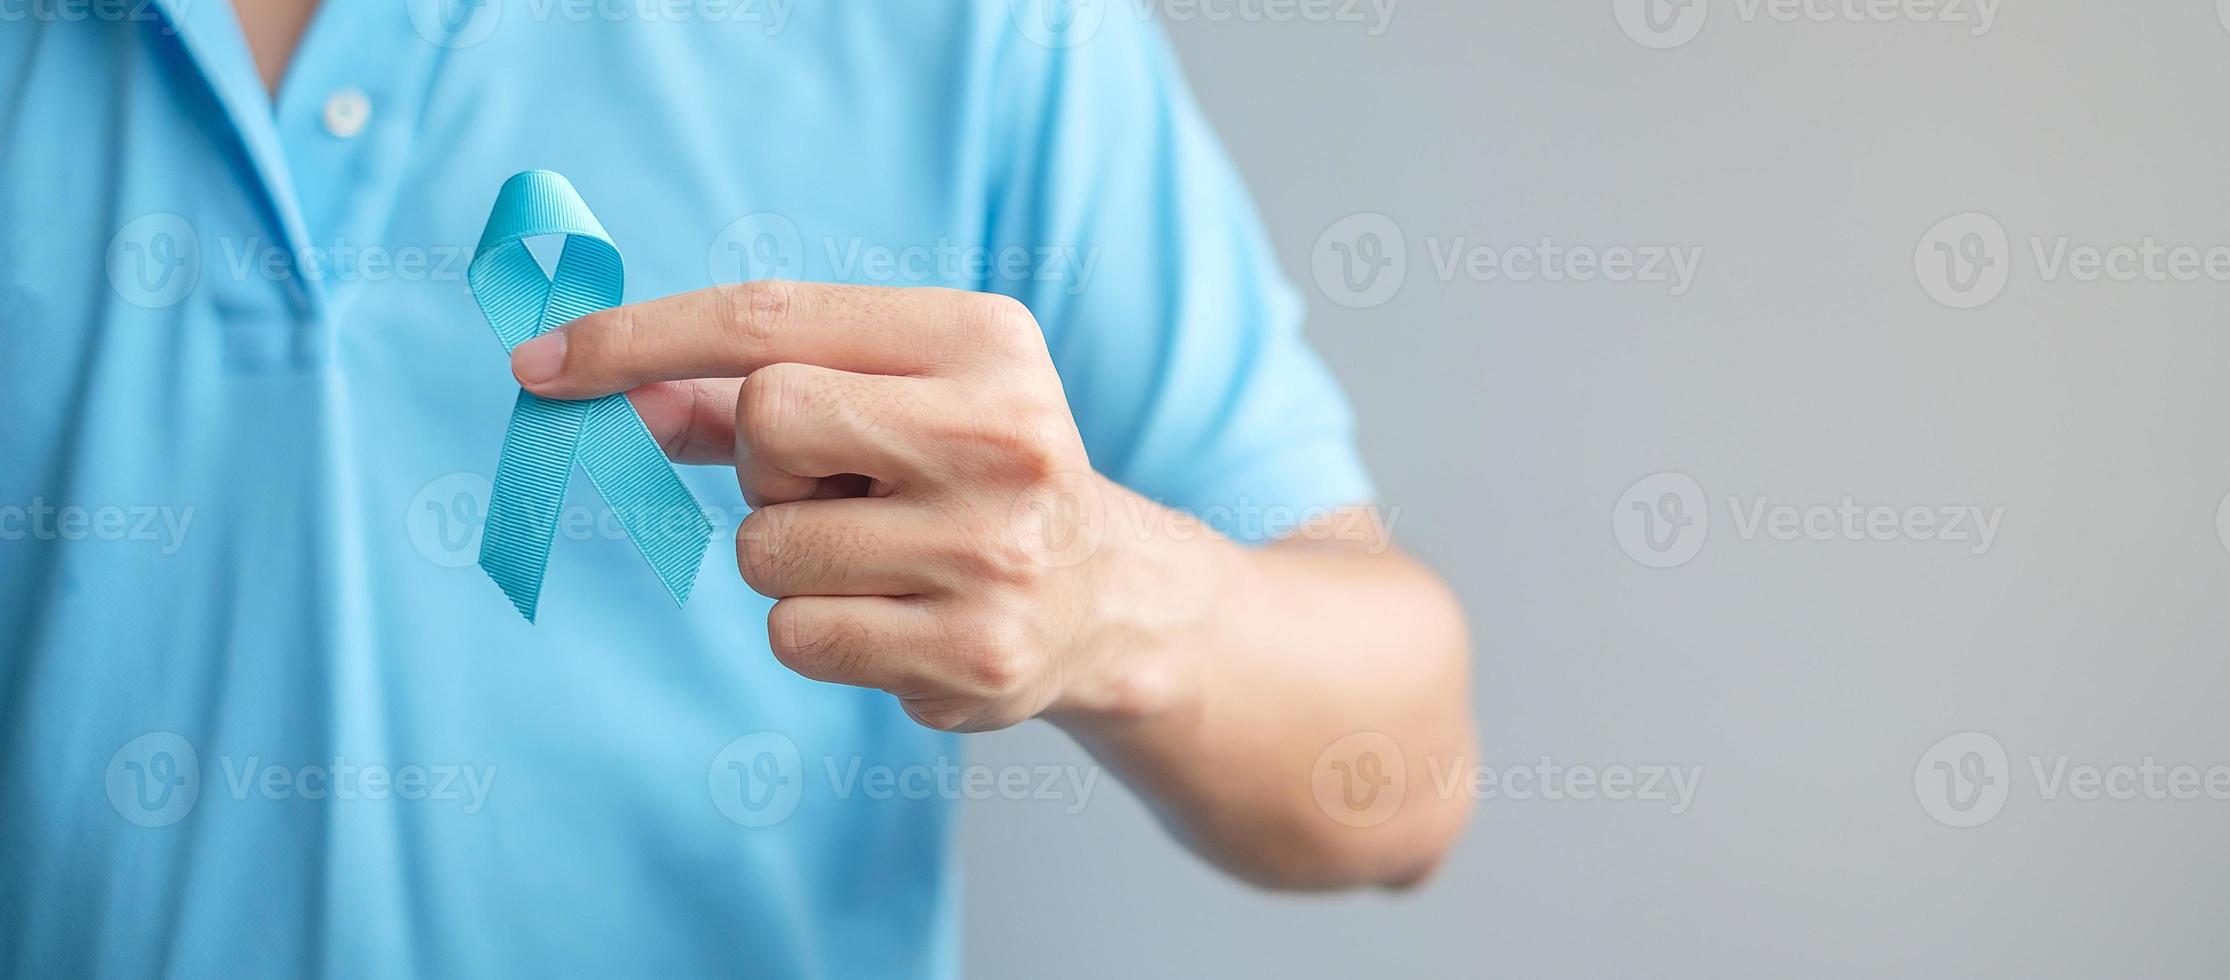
xmin=0 ymin=1 xmax=1373 ymax=976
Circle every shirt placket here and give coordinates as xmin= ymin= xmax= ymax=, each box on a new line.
xmin=147 ymin=0 xmax=447 ymax=369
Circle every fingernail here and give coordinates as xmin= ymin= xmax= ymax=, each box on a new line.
xmin=512 ymin=332 xmax=567 ymax=386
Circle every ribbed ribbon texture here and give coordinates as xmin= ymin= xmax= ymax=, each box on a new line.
xmin=468 ymin=170 xmax=712 ymax=623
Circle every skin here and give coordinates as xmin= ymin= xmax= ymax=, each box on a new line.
xmin=513 ymin=283 xmax=1476 ymax=888
xmin=233 ymin=3 xmax=1477 ymax=889
xmin=232 ymin=0 xmax=318 ymax=95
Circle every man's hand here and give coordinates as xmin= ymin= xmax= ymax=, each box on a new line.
xmin=512 ymin=281 xmax=1165 ymax=733
xmin=513 ymin=280 xmax=1476 ymax=889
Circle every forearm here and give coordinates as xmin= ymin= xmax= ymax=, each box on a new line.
xmin=1048 ymin=493 xmax=1477 ymax=890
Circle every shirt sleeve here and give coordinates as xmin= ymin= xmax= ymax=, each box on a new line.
xmin=979 ymin=4 xmax=1376 ymax=543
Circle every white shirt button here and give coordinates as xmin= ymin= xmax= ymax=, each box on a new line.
xmin=322 ymin=88 xmax=372 ymax=139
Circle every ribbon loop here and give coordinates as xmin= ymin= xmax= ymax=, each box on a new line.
xmin=467 ymin=170 xmax=712 ymax=623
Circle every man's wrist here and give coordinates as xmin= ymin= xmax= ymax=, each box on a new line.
xmin=1042 ymin=478 xmax=1235 ymax=730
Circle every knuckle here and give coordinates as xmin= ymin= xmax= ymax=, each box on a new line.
xmin=975 ymin=294 xmax=1041 ymax=353
xmin=572 ymin=305 xmax=639 ymax=374
xmin=734 ymin=509 xmax=788 ymax=593
xmin=958 ymin=523 xmax=1047 ymax=587
xmin=980 ymin=404 xmax=1070 ymax=480
xmin=978 ymin=292 xmax=1035 ymax=331
xmin=958 ymin=618 xmax=1031 ymax=695
xmin=765 ymin=601 xmax=844 ymax=676
xmin=736 ymin=362 xmax=807 ymax=450
xmin=722 ymin=279 xmax=797 ymax=345
xmin=904 ymin=702 xmax=979 ymax=734
xmin=969 ymin=656 xmax=1024 ymax=698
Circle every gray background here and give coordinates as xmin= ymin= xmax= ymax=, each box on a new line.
xmin=964 ymin=2 xmax=2230 ymax=977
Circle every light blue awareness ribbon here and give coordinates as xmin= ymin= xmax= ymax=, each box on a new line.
xmin=468 ymin=170 xmax=712 ymax=623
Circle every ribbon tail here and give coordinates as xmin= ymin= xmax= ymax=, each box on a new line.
xmin=577 ymin=394 xmax=714 ymax=607
xmin=468 ymin=171 xmax=710 ymax=621
xmin=480 ymin=390 xmax=590 ymax=623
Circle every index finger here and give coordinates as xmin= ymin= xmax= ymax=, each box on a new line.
xmin=510 ymin=280 xmax=1015 ymax=399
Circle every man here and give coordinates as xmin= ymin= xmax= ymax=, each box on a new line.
xmin=0 ymin=1 xmax=1474 ymax=976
